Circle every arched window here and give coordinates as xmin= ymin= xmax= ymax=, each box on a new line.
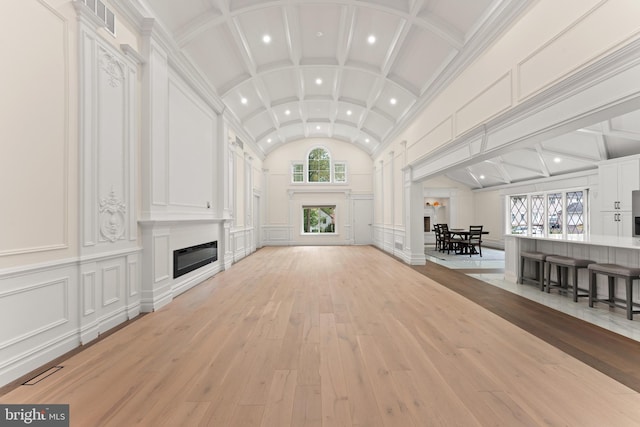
xmin=308 ymin=147 xmax=331 ymax=182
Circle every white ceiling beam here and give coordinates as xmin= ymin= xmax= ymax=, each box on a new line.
xmin=283 ymin=5 xmax=301 ymax=66
xmin=414 ymin=13 xmax=464 ymax=50
xmin=486 ymin=158 xmax=513 ymax=184
xmin=174 ymin=9 xmax=224 ymax=48
xmin=465 ymin=168 xmax=484 ymax=189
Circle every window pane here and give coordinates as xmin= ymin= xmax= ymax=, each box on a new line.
xmin=510 ymin=195 xmax=527 ymax=234
xmin=334 ymin=163 xmax=346 ymax=183
xmin=308 ymin=148 xmax=331 ymax=182
xmin=531 ymin=195 xmax=544 ymax=235
xmin=566 ymin=191 xmax=584 ymax=235
xmin=548 ymin=193 xmax=563 ymax=234
xmin=292 ymin=163 xmax=303 ymax=182
xmin=303 ymin=206 xmax=335 ymax=233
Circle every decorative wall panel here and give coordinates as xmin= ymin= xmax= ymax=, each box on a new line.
xmin=518 ymin=0 xmax=640 ymax=100
xmin=0 ymin=0 xmax=68 ymax=256
xmin=455 ymin=72 xmax=512 ymax=136
xmin=0 ymin=278 xmax=68 ymax=348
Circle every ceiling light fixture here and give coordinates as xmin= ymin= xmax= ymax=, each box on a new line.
xmin=365 ymin=138 xmax=370 ymax=143
xmin=390 ymin=98 xmax=397 ymax=105
xmin=367 ymin=35 xmax=376 ymax=44
xmin=262 ymin=34 xmax=271 ymax=44
xmin=316 ymin=31 xmax=324 ymax=37
xmin=240 ymin=97 xmax=247 ymax=105
xmin=346 ymin=110 xmax=352 ymax=116
xmin=554 ymin=157 xmax=562 ymax=163
xmin=315 ymin=78 xmax=322 ymax=85
xmin=267 ymin=138 xmax=272 ymax=143
xmin=479 ymin=174 xmax=486 ymax=180
xmin=284 ymin=109 xmax=291 ymax=115
xmin=316 ymin=125 xmax=321 ymax=130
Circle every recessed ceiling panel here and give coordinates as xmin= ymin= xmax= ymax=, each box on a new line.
xmin=262 ymin=69 xmax=299 ymax=104
xmin=146 ymin=0 xmax=216 ymax=34
xmin=346 ymin=7 xmax=405 ymax=71
xmin=339 ymin=69 xmax=377 ymax=104
xmin=372 ymin=81 xmax=415 ymax=122
xmin=362 ymin=111 xmax=393 ymax=140
xmin=183 ymin=24 xmax=249 ymax=92
xmin=223 ymin=80 xmax=262 ymax=120
xmin=301 ymin=68 xmax=336 ymax=99
xmin=541 ymin=132 xmax=602 ymax=160
xmin=235 ymin=6 xmax=291 ymax=70
xmin=420 ymin=0 xmax=493 ymax=38
xmin=298 ymin=3 xmax=342 ymax=60
xmin=335 ymin=102 xmax=365 ymax=126
xmin=244 ymin=111 xmax=274 ymax=139
xmin=389 ymin=25 xmax=456 ymax=93
xmin=304 ymin=100 xmax=333 ymax=120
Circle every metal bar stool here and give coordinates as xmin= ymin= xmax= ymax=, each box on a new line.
xmin=519 ymin=251 xmax=547 ymax=291
xmin=588 ymin=263 xmax=640 ymax=320
xmin=544 ymin=255 xmax=591 ymax=302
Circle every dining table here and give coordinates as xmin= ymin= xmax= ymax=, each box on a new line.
xmin=448 ymin=228 xmax=489 ymax=255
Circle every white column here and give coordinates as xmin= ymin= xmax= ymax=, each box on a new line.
xmin=404 ymin=166 xmax=426 ymax=265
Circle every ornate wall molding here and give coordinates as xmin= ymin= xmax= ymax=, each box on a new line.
xmin=99 ymin=189 xmax=126 ymax=242
xmin=99 ymin=48 xmax=124 ymax=87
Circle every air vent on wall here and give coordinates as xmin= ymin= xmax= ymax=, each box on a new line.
xmin=81 ymin=0 xmax=116 ymax=35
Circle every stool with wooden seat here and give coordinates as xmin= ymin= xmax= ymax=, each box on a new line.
xmin=519 ymin=251 xmax=547 ymax=291
xmin=545 ymin=255 xmax=592 ymax=302
xmin=588 ymin=263 xmax=640 ymax=320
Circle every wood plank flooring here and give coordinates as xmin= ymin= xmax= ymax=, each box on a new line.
xmin=3 ymin=246 xmax=640 ymax=426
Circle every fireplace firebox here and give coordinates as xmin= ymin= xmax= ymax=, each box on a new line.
xmin=173 ymin=241 xmax=217 ymax=278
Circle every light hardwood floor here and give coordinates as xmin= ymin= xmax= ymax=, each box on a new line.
xmin=3 ymin=245 xmax=640 ymax=426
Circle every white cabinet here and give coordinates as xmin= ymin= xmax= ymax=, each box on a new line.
xmin=601 ymin=211 xmax=632 ymax=237
xmin=599 ymin=157 xmax=640 ymax=236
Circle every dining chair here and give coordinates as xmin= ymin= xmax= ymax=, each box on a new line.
xmin=463 ymin=225 xmax=483 ymax=257
xmin=440 ymin=224 xmax=457 ymax=254
xmin=434 ymin=224 xmax=442 ymax=251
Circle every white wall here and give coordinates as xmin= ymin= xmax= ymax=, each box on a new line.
xmin=262 ymin=138 xmax=373 ymax=246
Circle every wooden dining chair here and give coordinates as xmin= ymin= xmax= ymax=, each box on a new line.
xmin=439 ymin=224 xmax=457 ymax=254
xmin=434 ymin=224 xmax=442 ymax=251
xmin=463 ymin=225 xmax=483 ymax=257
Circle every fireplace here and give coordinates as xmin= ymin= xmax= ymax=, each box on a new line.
xmin=173 ymin=241 xmax=217 ymax=278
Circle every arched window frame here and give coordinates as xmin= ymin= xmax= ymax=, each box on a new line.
xmin=307 ymin=146 xmax=332 ymax=183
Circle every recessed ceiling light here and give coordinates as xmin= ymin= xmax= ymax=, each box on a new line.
xmin=553 ymin=157 xmax=562 ymax=163
xmin=367 ymin=35 xmax=376 ymax=44
xmin=365 ymin=138 xmax=370 ymax=143
xmin=284 ymin=109 xmax=291 ymax=115
xmin=267 ymin=138 xmax=272 ymax=143
xmin=262 ymin=34 xmax=271 ymax=44
xmin=479 ymin=174 xmax=486 ymax=180
xmin=240 ymin=97 xmax=247 ymax=105
xmin=390 ymin=98 xmax=397 ymax=105
xmin=315 ymin=78 xmax=322 ymax=85
xmin=346 ymin=110 xmax=352 ymax=116
xmin=316 ymin=31 xmax=324 ymax=37
xmin=316 ymin=125 xmax=321 ymax=130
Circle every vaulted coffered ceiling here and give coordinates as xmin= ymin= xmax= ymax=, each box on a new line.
xmin=121 ymin=0 xmax=640 ymax=189
xmin=130 ymin=0 xmax=531 ymax=156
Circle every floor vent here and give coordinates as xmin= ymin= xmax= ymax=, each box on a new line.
xmin=22 ymin=366 xmax=63 ymax=386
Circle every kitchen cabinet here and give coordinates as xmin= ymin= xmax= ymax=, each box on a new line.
xmin=599 ymin=157 xmax=640 ymax=236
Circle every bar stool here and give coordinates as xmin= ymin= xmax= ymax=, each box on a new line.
xmin=519 ymin=251 xmax=547 ymax=291
xmin=545 ymin=255 xmax=592 ymax=302
xmin=588 ymin=263 xmax=640 ymax=320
